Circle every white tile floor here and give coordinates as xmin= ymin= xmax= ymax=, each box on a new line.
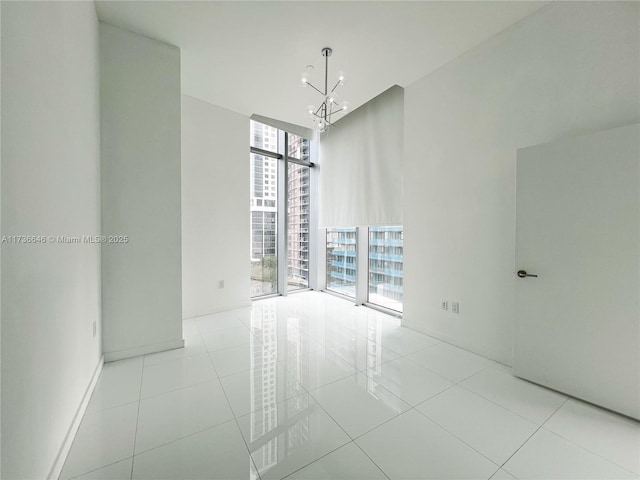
xmin=61 ymin=291 xmax=640 ymax=480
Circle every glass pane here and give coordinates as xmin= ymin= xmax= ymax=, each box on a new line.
xmin=250 ymin=151 xmax=278 ymax=297
xmin=326 ymin=228 xmax=357 ymax=297
xmin=288 ymin=134 xmax=310 ymax=162
xmin=287 ymin=163 xmax=310 ymax=291
xmin=368 ymin=226 xmax=403 ymax=312
xmin=250 ymin=120 xmax=279 ymax=153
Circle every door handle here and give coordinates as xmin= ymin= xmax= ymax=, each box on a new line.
xmin=517 ymin=270 xmax=538 ymax=278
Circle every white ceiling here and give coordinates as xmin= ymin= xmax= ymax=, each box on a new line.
xmin=95 ymin=1 xmax=548 ymax=128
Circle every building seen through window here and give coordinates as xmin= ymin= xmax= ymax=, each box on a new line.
xmin=368 ymin=226 xmax=403 ymax=312
xmin=250 ymin=121 xmax=279 ymax=297
xmin=250 ymin=121 xmax=312 ymax=297
xmin=326 ymin=228 xmax=357 ymax=297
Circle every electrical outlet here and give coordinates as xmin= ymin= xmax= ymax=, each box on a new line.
xmin=92 ymin=321 xmax=97 ymax=338
xmin=219 ymin=280 xmax=225 ymax=289
xmin=452 ymin=302 xmax=459 ymax=314
xmin=441 ymin=300 xmax=449 ymax=311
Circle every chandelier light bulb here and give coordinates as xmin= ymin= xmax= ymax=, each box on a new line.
xmin=301 ymin=48 xmax=348 ymax=132
xmin=306 ymin=105 xmax=316 ymax=119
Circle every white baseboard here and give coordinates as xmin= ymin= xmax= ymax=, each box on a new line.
xmin=103 ymin=338 xmax=185 ymax=363
xmin=48 ymin=355 xmax=104 ymax=480
xmin=184 ymin=301 xmax=252 ymax=320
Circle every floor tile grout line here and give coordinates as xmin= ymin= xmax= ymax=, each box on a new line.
xmin=302 ymin=384 xmax=392 ymax=480
xmin=454 ymin=367 xmax=570 ymax=426
xmin=66 ymin=456 xmax=134 ymax=480
xmin=401 ymin=349 xmax=493 ymax=386
xmin=536 ymin=426 xmax=640 ymax=476
xmin=305 ymin=372 xmax=360 ymax=395
xmin=143 ymin=349 xmax=212 ymax=368
xmin=207 ymin=349 xmax=264 ymax=480
xmin=138 ymin=371 xmax=219 ymax=401
xmin=129 ymin=417 xmax=238 ymax=458
xmin=238 ymin=370 xmax=355 ymax=478
xmin=278 ymin=442 xmax=353 ymax=480
xmin=349 ymin=406 xmax=416 ymax=443
xmin=411 ymin=403 xmax=503 ymax=469
xmin=82 ymin=398 xmax=140 ymax=417
xmin=498 ymin=397 xmax=570 ymax=472
xmin=487 ymin=465 xmax=510 ymax=480
xmin=351 ymin=441 xmax=393 ymax=480
xmin=388 ymin=352 xmax=466 ymax=384
xmin=456 ymin=361 xmax=498 ymax=384
xmin=454 ymin=383 xmax=550 ymax=426
xmin=407 ymin=381 xmax=460 ymax=412
xmin=355 ymin=358 xmax=456 ymax=406
xmin=305 ymin=371 xmax=413 ymax=415
xmin=129 ymin=357 xmax=146 ymax=480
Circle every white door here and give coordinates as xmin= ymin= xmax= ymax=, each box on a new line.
xmin=514 ymin=124 xmax=639 ymax=420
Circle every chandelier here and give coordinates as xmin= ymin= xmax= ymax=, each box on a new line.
xmin=301 ymin=47 xmax=350 ymax=133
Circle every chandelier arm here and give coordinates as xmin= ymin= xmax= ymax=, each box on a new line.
xmin=302 ymin=48 xmax=347 ymax=131
xmin=305 ymin=81 xmax=325 ymax=96
xmin=326 ymin=109 xmax=346 ymax=118
xmin=328 ymin=101 xmax=337 ymax=124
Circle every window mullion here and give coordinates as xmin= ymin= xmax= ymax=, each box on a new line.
xmin=277 ymin=130 xmax=288 ymax=296
xmin=355 ymin=226 xmax=369 ymax=305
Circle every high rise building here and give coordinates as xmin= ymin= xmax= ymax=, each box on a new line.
xmin=287 ymin=134 xmax=311 ymax=289
xmin=368 ymin=226 xmax=404 ymax=310
xmin=250 ymin=121 xmax=312 ymax=295
xmin=250 ymin=121 xmax=279 ymax=296
xmin=326 ymin=228 xmax=358 ymax=297
xmin=326 ymin=226 xmax=404 ymax=311
xmin=250 ymin=121 xmax=278 ymax=258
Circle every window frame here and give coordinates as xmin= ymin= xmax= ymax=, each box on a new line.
xmin=250 ymin=122 xmax=315 ymax=299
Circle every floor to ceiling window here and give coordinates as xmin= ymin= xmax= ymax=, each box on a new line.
xmin=326 ymin=228 xmax=357 ymax=298
xmin=250 ymin=121 xmax=313 ymax=298
xmin=250 ymin=121 xmax=279 ymax=297
xmin=368 ymin=226 xmax=403 ymax=312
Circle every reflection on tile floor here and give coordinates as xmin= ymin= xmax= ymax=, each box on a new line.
xmin=61 ymin=292 xmax=640 ymax=479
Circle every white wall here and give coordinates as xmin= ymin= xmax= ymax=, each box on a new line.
xmin=403 ymin=1 xmax=640 ymax=364
xmin=1 ymin=3 xmax=102 ymax=478
xmin=181 ymin=95 xmax=250 ymax=318
xmin=100 ymin=23 xmax=183 ymax=361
